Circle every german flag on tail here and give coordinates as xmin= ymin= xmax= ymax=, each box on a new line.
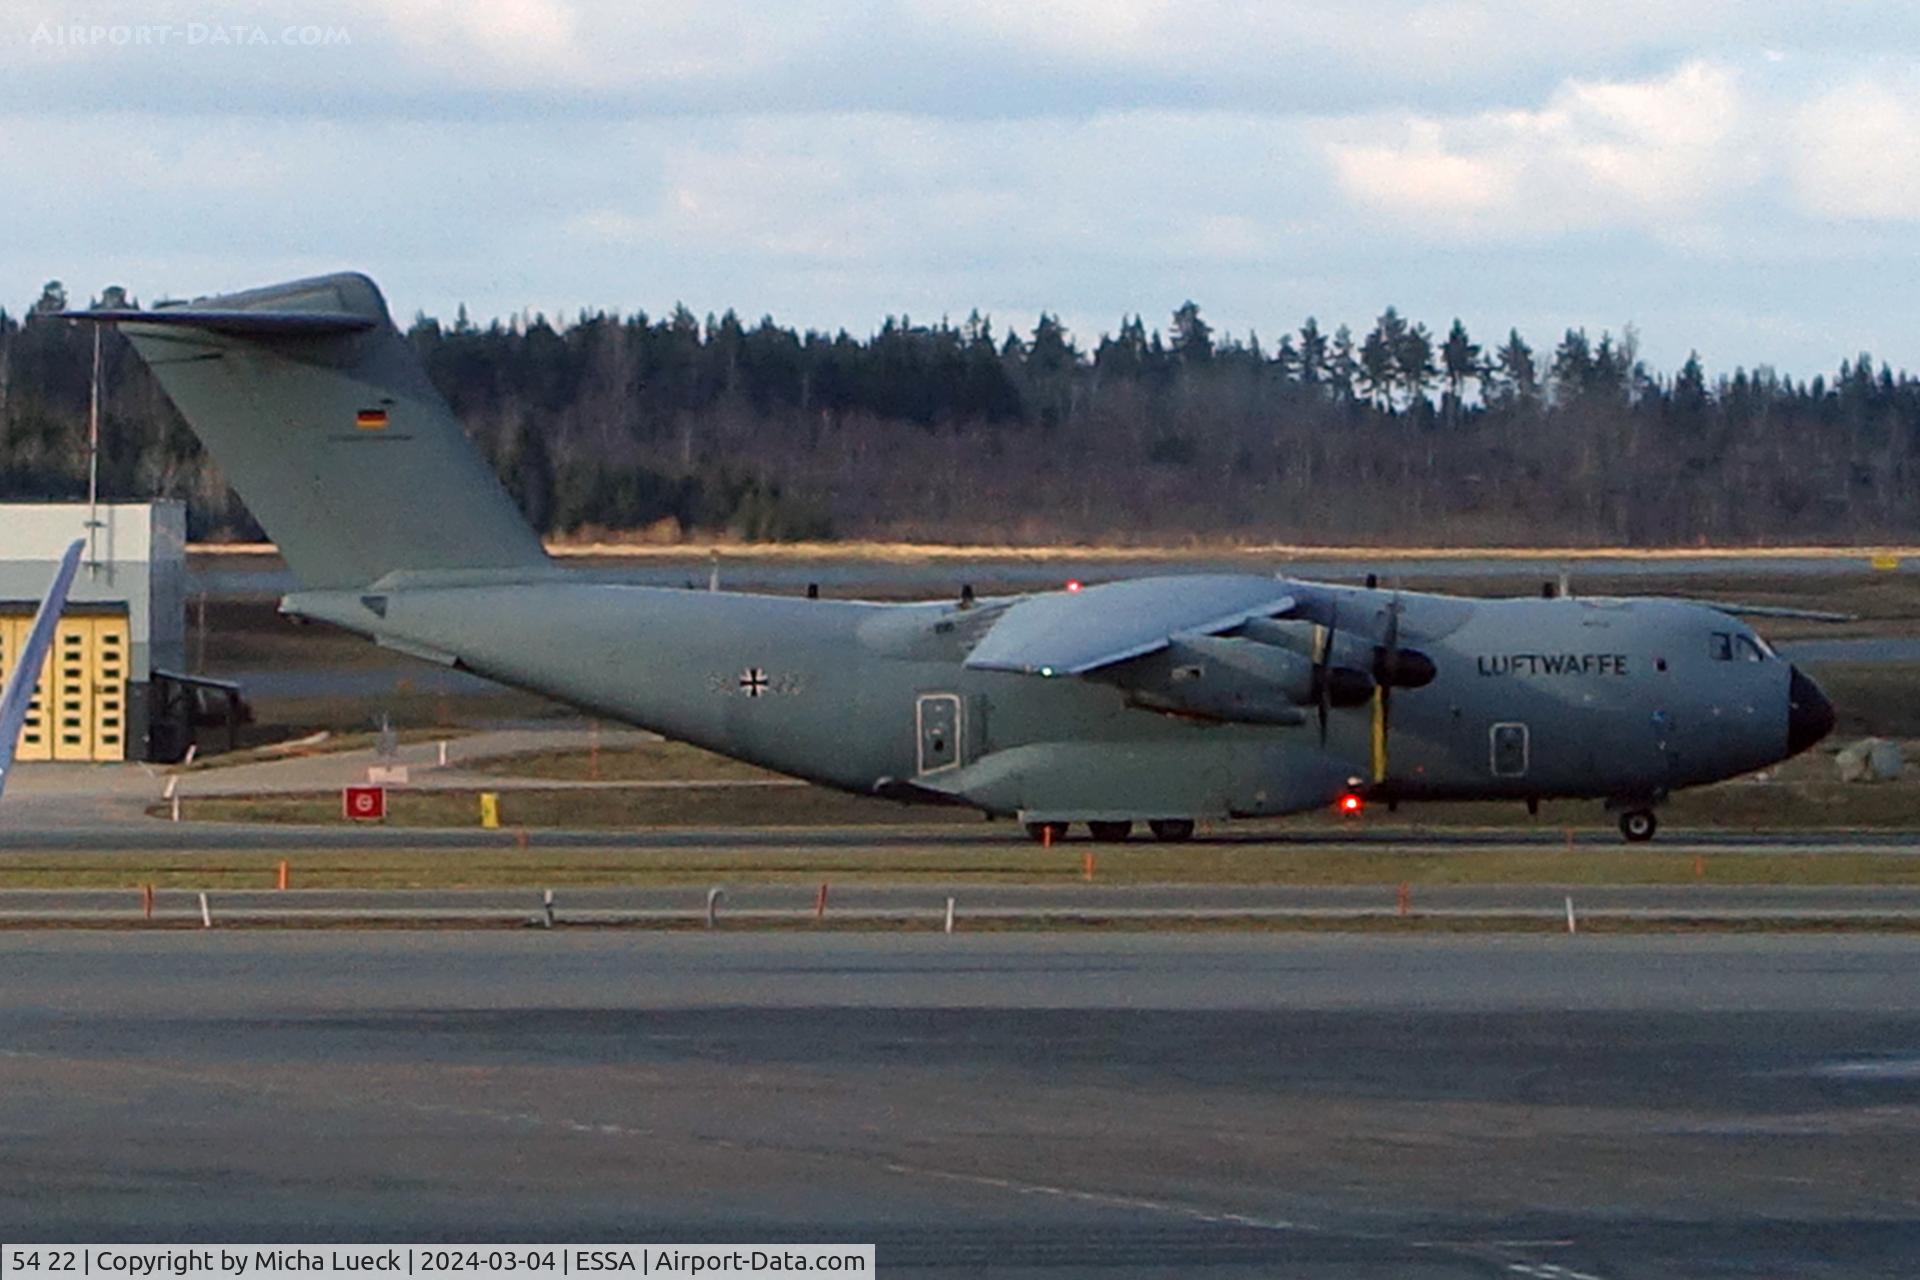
xmin=355 ymin=407 xmax=389 ymax=430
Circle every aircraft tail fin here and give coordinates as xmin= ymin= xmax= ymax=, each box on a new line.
xmin=0 ymin=539 xmax=83 ymax=801
xmin=62 ymin=273 xmax=551 ymax=592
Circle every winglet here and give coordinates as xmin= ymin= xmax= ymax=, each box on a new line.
xmin=0 ymin=539 xmax=85 ymax=802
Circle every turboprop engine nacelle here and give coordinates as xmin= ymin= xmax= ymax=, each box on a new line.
xmin=1113 ymin=634 xmax=1331 ymax=725
xmin=1240 ymin=616 xmax=1436 ymax=693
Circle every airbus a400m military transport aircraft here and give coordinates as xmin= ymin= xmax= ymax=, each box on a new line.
xmin=66 ymin=274 xmax=1836 ymax=843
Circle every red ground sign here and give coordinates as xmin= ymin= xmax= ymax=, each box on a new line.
xmin=343 ymin=785 xmax=387 ymax=821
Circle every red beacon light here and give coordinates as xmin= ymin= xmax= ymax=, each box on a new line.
xmin=1065 ymin=579 xmax=1083 ymax=593
xmin=1337 ymin=791 xmax=1365 ymax=816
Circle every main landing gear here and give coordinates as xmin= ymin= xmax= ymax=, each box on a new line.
xmin=1022 ymin=819 xmax=1197 ymax=844
xmin=1617 ymin=809 xmax=1659 ymax=843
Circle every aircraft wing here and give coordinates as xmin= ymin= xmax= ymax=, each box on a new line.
xmin=963 ymin=574 xmax=1296 ymax=675
xmin=0 ymin=539 xmax=84 ymax=802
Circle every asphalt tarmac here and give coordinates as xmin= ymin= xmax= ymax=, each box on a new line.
xmin=1 ymin=933 xmax=1915 ymax=1276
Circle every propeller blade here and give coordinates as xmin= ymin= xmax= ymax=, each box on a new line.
xmin=1315 ymin=602 xmax=1337 ymax=747
xmin=1373 ymin=592 xmax=1401 ymax=784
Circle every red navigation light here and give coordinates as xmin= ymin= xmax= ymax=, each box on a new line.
xmin=1337 ymin=792 xmax=1365 ymax=815
xmin=1065 ymin=579 xmax=1083 ymax=593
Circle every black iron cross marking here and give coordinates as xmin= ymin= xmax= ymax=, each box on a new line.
xmin=739 ymin=667 xmax=769 ymax=697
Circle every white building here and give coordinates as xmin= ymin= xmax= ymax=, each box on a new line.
xmin=0 ymin=501 xmax=186 ymax=761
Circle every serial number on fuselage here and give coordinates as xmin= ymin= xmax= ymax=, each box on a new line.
xmin=1476 ymin=653 xmax=1629 ymax=677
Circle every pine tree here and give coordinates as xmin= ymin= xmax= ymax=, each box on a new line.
xmin=1297 ymin=317 xmax=1327 ymax=385
xmin=1440 ymin=319 xmax=1481 ymax=421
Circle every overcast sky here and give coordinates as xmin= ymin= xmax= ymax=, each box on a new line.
xmin=5 ymin=1 xmax=1919 ymax=376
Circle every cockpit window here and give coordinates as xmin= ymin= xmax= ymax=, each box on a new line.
xmin=1710 ymin=630 xmax=1769 ymax=662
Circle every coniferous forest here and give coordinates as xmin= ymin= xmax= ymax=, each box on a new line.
xmin=2 ymin=280 xmax=1916 ymax=546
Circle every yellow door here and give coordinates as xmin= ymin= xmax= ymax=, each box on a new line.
xmin=1 ymin=616 xmax=54 ymax=763
xmin=91 ymin=617 xmax=129 ymax=762
xmin=51 ymin=619 xmax=93 ymax=762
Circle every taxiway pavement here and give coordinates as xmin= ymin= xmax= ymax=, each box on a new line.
xmin=0 ymin=932 xmax=1914 ymax=1275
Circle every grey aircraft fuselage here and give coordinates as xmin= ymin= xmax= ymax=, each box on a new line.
xmin=285 ymin=573 xmax=1821 ymax=829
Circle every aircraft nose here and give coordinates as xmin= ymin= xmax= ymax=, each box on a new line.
xmin=1787 ymin=665 xmax=1836 ymax=757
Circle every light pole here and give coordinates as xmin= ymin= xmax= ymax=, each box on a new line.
xmin=85 ymin=319 xmax=102 ymax=579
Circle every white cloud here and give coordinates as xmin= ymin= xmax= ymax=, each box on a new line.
xmin=382 ymin=0 xmax=582 ymax=85
xmin=1789 ymin=74 xmax=1920 ymax=221
xmin=10 ymin=0 xmax=1899 ymax=121
xmin=944 ymin=0 xmax=1178 ymax=63
xmin=564 ymin=111 xmax=1317 ymax=276
xmin=7 ymin=11 xmax=1920 ymax=374
xmin=1330 ymin=126 xmax=1518 ymax=219
xmin=1324 ymin=60 xmax=1762 ymax=237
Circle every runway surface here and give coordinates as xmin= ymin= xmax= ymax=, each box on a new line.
xmin=1 ymin=932 xmax=1915 ymax=1275
xmin=10 ymin=882 xmax=1920 ymax=925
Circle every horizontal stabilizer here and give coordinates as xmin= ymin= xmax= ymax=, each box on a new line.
xmin=964 ymin=575 xmax=1296 ymax=675
xmin=57 ymin=306 xmax=374 ymax=337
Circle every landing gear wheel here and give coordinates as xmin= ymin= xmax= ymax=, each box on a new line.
xmin=1148 ymin=819 xmax=1196 ymax=843
xmin=1619 ymin=809 xmax=1658 ymax=843
xmin=1087 ymin=820 xmax=1134 ymax=843
xmin=1024 ymin=821 xmax=1070 ymax=845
